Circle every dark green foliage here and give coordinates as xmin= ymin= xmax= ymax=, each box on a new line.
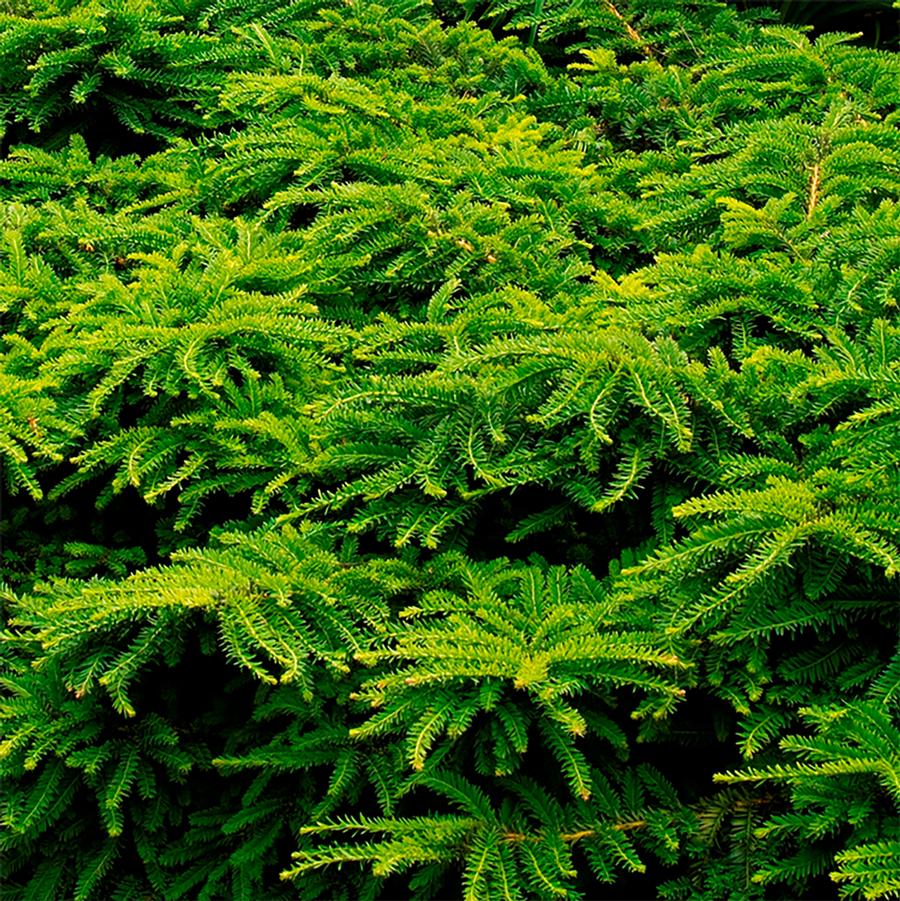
xmin=2 ymin=0 xmax=899 ymax=898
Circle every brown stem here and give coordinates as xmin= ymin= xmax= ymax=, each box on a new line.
xmin=611 ymin=819 xmax=647 ymax=832
xmin=501 ymin=831 xmax=537 ymax=844
xmin=604 ymin=0 xmax=657 ymax=60
xmin=807 ymin=163 xmax=820 ymax=218
xmin=503 ymin=819 xmax=647 ymax=845
xmin=560 ymin=829 xmax=596 ymax=843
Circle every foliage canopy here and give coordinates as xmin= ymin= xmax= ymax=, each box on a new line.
xmin=1 ymin=0 xmax=900 ymax=898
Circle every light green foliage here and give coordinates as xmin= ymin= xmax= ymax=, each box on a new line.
xmin=1 ymin=0 xmax=899 ymax=898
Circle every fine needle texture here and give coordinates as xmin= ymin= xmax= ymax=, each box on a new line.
xmin=1 ymin=1 xmax=899 ymax=899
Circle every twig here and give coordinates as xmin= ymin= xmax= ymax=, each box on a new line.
xmin=502 ymin=819 xmax=647 ymax=845
xmin=807 ymin=162 xmax=820 ymax=218
xmin=604 ymin=0 xmax=657 ymax=60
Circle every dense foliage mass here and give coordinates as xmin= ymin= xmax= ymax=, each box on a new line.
xmin=1 ymin=0 xmax=900 ymax=897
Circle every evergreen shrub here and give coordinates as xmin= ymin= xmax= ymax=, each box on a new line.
xmin=1 ymin=0 xmax=899 ymax=898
